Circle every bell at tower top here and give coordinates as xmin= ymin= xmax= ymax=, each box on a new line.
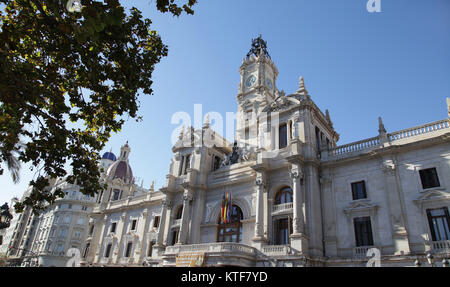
xmin=246 ymin=35 xmax=270 ymax=59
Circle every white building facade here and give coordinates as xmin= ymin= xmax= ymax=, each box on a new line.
xmin=82 ymin=37 xmax=450 ymax=267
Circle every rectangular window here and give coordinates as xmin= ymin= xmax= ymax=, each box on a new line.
xmin=125 ymin=242 xmax=133 ymax=257
xmin=427 ymin=208 xmax=450 ymax=241
xmin=110 ymin=222 xmax=117 ymax=233
xmin=171 ymin=230 xmax=179 ymax=246
xmin=351 ymin=181 xmax=367 ymax=200
xmin=153 ymin=216 xmax=160 ymax=228
xmin=184 ymin=154 xmax=191 ymax=174
xmin=279 ymin=123 xmax=287 ymax=149
xmin=147 ymin=241 xmax=155 ymax=257
xmin=213 ymin=156 xmax=221 ymax=171
xmin=77 ymin=217 xmax=85 ymax=225
xmin=354 ymin=217 xmax=374 ymax=247
xmin=178 ymin=156 xmax=185 ymax=176
xmin=131 ymin=219 xmax=137 ymax=231
xmin=112 ymin=189 xmax=121 ymax=201
xmin=274 ymin=217 xmax=292 ymax=245
xmin=419 ymin=168 xmax=440 ymax=189
xmin=56 ymin=244 xmax=63 ymax=253
xmin=105 ymin=243 xmax=112 ymax=258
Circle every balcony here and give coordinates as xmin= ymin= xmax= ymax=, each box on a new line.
xmin=262 ymin=245 xmax=293 ymax=256
xmin=431 ymin=240 xmax=450 ymax=254
xmin=163 ymin=242 xmax=257 ymax=267
xmin=272 ymin=203 xmax=293 ymax=215
xmin=353 ymin=246 xmax=375 ymax=258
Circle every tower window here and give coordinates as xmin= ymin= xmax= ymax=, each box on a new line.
xmin=279 ymin=123 xmax=287 ymax=149
xmin=419 ymin=168 xmax=440 ymax=189
xmin=184 ymin=154 xmax=191 ymax=174
xmin=153 ymin=216 xmax=160 ymax=228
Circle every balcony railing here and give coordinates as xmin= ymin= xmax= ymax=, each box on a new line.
xmin=272 ymin=203 xmax=293 ymax=214
xmin=330 ymin=137 xmax=380 ymax=156
xmin=354 ymin=246 xmax=375 ymax=258
xmin=326 ymin=118 xmax=450 ymax=159
xmin=388 ymin=119 xmax=450 ymax=142
xmin=165 ymin=242 xmax=257 ymax=256
xmin=262 ymin=245 xmax=292 ymax=256
xmin=431 ymin=240 xmax=450 ymax=254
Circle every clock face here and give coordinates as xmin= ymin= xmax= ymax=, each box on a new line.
xmin=245 ymin=75 xmax=256 ymax=88
xmin=266 ymin=78 xmax=273 ymax=90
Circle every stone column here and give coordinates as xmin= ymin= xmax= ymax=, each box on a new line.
xmin=189 ymin=188 xmax=206 ymax=244
xmin=93 ymin=215 xmax=108 ymax=263
xmin=252 ymin=173 xmax=267 ymax=248
xmin=154 ymin=198 xmax=170 ymax=256
xmin=290 ymin=165 xmax=308 ymax=254
xmin=177 ymin=189 xmax=193 ymax=245
xmin=137 ymin=208 xmax=150 ymax=263
xmin=382 ymin=158 xmax=410 ymax=255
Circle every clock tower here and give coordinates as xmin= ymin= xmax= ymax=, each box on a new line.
xmin=236 ymin=36 xmax=279 ymax=145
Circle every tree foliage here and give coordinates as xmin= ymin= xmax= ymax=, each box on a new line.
xmin=0 ymin=0 xmax=196 ymax=213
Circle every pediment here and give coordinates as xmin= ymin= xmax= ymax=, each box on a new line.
xmin=413 ymin=189 xmax=450 ymax=204
xmin=262 ymin=96 xmax=298 ymax=113
xmin=343 ymin=200 xmax=379 ymax=214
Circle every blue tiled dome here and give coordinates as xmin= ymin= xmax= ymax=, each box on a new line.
xmin=102 ymin=152 xmax=117 ymax=161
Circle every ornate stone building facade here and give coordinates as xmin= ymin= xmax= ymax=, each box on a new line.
xmin=81 ymin=37 xmax=450 ymax=267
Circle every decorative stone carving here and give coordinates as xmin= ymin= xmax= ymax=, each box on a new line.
xmin=290 ymin=168 xmax=303 ymax=180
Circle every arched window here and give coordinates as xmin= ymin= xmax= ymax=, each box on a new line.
xmin=275 ymin=187 xmax=293 ymax=205
xmin=175 ymin=206 xmax=183 ymax=219
xmin=217 ymin=205 xmax=243 ymax=243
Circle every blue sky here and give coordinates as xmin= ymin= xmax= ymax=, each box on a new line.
xmin=1 ymin=0 xmax=449 ymax=205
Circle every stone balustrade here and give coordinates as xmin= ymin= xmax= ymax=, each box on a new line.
xmin=262 ymin=245 xmax=292 ymax=256
xmin=164 ymin=242 xmax=257 ymax=256
xmin=272 ymin=202 xmax=293 ymax=214
xmin=388 ymin=118 xmax=450 ymax=142
xmin=431 ymin=240 xmax=450 ymax=254
xmin=353 ymin=246 xmax=374 ymax=258
xmin=325 ymin=118 xmax=450 ymax=159
xmin=330 ymin=137 xmax=380 ymax=156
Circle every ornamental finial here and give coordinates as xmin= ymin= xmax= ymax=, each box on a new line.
xmin=246 ymin=35 xmax=270 ymax=59
xmin=178 ymin=125 xmax=184 ymax=140
xmin=378 ymin=116 xmax=386 ymax=134
xmin=297 ymin=76 xmax=308 ymax=95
